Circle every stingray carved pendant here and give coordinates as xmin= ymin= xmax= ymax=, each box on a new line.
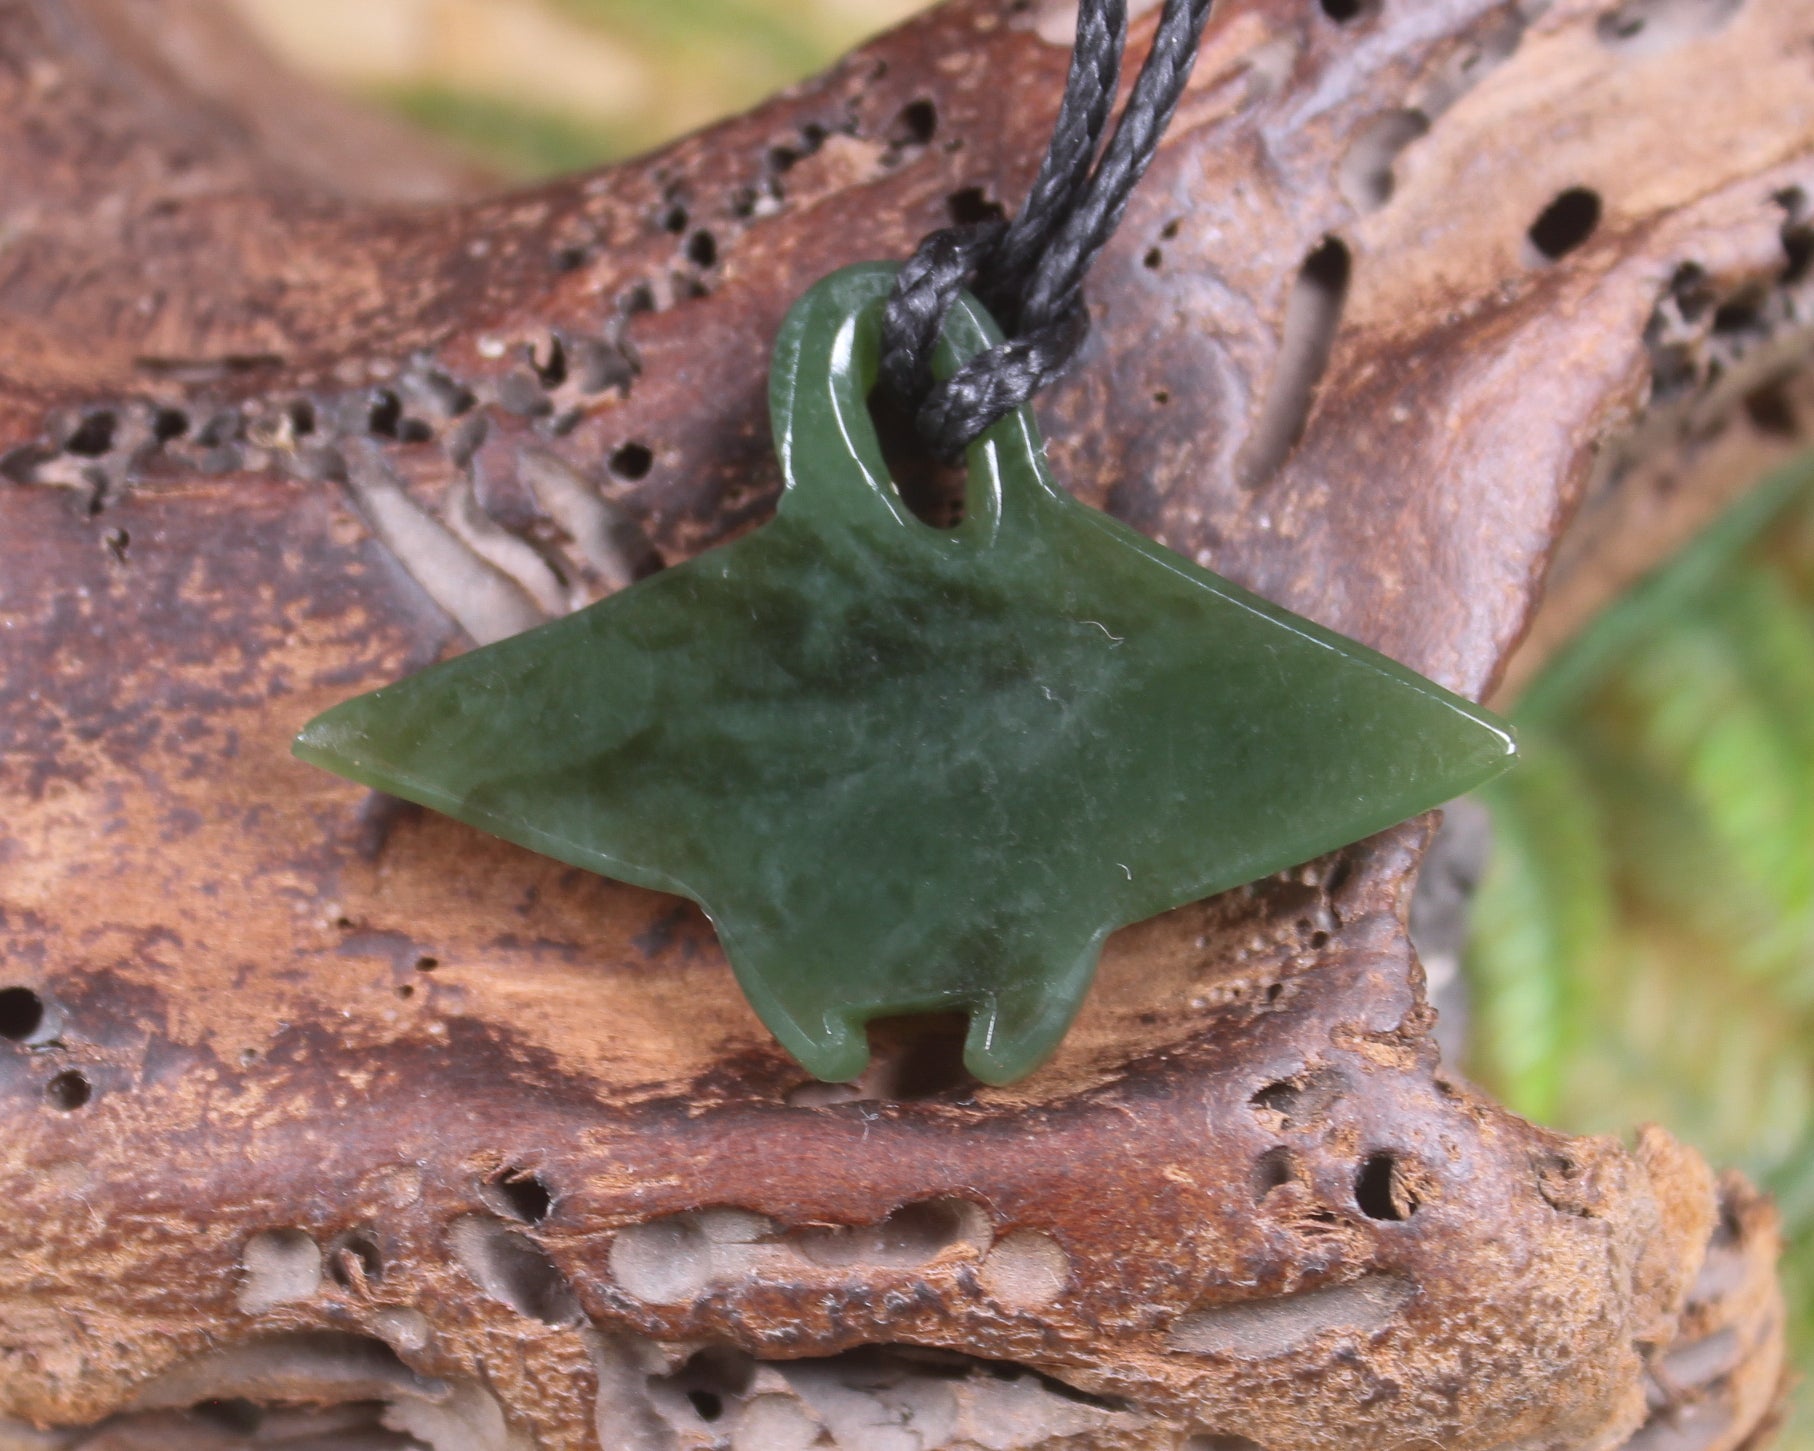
xmin=296 ymin=264 xmax=1516 ymax=1085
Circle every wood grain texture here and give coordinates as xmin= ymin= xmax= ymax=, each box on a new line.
xmin=0 ymin=0 xmax=1809 ymax=1447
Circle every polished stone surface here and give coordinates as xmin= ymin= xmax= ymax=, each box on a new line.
xmin=296 ymin=265 xmax=1516 ymax=1084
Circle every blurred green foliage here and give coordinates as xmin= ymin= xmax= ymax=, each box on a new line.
xmin=385 ymin=85 xmax=632 ymax=176
xmin=1470 ymin=451 xmax=1814 ymax=1447
xmin=373 ymin=1 xmax=910 ymax=175
xmin=545 ymin=0 xmax=824 ymax=74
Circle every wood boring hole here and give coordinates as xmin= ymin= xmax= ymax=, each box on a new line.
xmin=1355 ymin=1151 xmax=1417 ymax=1220
xmin=1238 ymin=236 xmax=1352 ymax=488
xmin=0 ymin=987 xmax=45 ymax=1042
xmin=946 ymin=187 xmax=1005 ymax=227
xmin=482 ymin=1166 xmax=555 ymax=1224
xmin=1528 ymin=187 xmax=1602 ymax=261
xmin=657 ymin=1346 xmax=755 ymax=1423
xmin=609 ymin=441 xmax=653 ymax=480
xmin=64 ymin=412 xmax=116 ymax=457
xmin=1253 ymin=1146 xmax=1298 ymax=1201
xmin=894 ymin=98 xmax=938 ymax=146
xmin=46 ymin=1070 xmax=91 ymax=1110
xmin=448 ymin=1216 xmax=582 ymax=1326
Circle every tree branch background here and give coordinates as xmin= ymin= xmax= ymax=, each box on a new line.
xmin=221 ymin=0 xmax=1814 ymax=1442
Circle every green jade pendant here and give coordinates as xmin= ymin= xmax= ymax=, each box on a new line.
xmin=296 ymin=265 xmax=1516 ymax=1084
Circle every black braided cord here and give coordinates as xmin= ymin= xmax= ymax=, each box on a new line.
xmin=879 ymin=0 xmax=1214 ymax=461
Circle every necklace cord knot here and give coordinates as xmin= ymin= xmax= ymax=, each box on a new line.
xmin=879 ymin=0 xmax=1214 ymax=462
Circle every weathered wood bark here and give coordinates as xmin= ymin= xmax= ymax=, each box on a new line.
xmin=1 ymin=0 xmax=1809 ymax=1448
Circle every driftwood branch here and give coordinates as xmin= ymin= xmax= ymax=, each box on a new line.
xmin=1 ymin=0 xmax=1809 ymax=1448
